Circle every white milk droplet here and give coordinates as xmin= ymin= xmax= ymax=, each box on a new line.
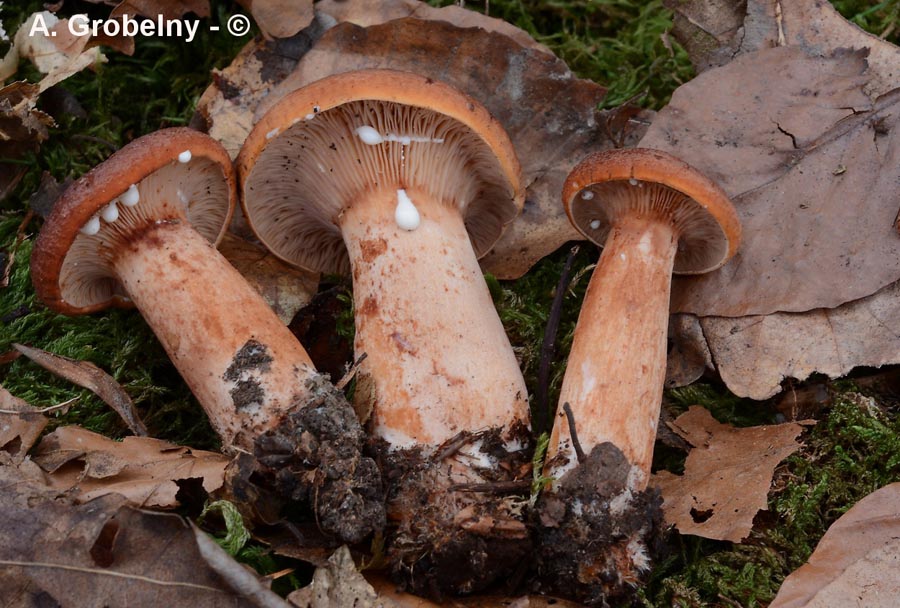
xmin=177 ymin=150 xmax=192 ymax=163
xmin=628 ymin=178 xmax=639 ymax=186
xmin=305 ymin=113 xmax=315 ymax=120
xmin=356 ymin=126 xmax=384 ymax=145
xmin=265 ymin=128 xmax=279 ymax=140
xmin=395 ymin=189 xmax=420 ymax=231
xmin=581 ymin=190 xmax=595 ymax=200
xmin=590 ymin=219 xmax=601 ymax=230
xmin=80 ymin=216 xmax=101 ymax=236
xmin=177 ymin=189 xmax=189 ymax=205
xmin=101 ymin=201 xmax=119 ymax=222
xmin=121 ymin=184 xmax=140 ymax=207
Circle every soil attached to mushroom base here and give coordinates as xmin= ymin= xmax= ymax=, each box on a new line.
xmin=379 ymin=423 xmax=534 ymax=597
xmin=536 ymin=442 xmax=665 ymax=607
xmin=229 ymin=373 xmax=386 ymax=545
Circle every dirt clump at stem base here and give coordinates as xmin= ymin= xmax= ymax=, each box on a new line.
xmin=379 ymin=423 xmax=534 ymax=598
xmin=536 ymin=442 xmax=666 ymax=607
xmin=226 ymin=373 xmax=386 ymax=545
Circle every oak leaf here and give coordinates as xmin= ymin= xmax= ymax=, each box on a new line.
xmin=33 ymin=425 xmax=227 ymax=508
xmin=652 ymin=406 xmax=808 ymax=542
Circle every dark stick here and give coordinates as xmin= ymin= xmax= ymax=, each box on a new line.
xmin=562 ymin=402 xmax=586 ymax=464
xmin=534 ymin=245 xmax=580 ymax=436
xmin=447 ymin=480 xmax=531 ymax=493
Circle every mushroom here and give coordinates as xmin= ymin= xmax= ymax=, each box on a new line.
xmin=548 ymin=148 xmax=741 ymax=489
xmin=534 ymin=149 xmax=741 ymax=605
xmin=29 ymin=128 xmax=318 ymax=450
xmin=238 ymin=69 xmax=530 ymax=455
xmin=238 ymin=69 xmax=532 ymax=593
xmin=29 ymin=128 xmax=385 ymax=544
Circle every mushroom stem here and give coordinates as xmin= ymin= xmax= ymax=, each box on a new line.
xmin=112 ymin=219 xmax=316 ymax=451
xmin=548 ymin=214 xmax=678 ymax=490
xmin=340 ymin=186 xmax=529 ymax=450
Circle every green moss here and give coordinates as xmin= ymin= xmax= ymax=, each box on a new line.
xmin=432 ymin=0 xmax=694 ymax=109
xmin=833 ymin=0 xmax=900 ymax=42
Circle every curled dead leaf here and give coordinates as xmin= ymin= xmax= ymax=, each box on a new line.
xmin=13 ymin=343 xmax=147 ymax=436
xmin=33 ymin=425 xmax=227 ymax=508
xmin=0 ymin=386 xmax=48 ymax=462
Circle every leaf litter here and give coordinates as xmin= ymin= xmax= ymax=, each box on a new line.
xmin=33 ymin=425 xmax=227 ymax=508
xmin=0 ymin=462 xmax=261 ymax=607
xmin=655 ymin=0 xmax=900 ymax=399
xmin=652 ymin=406 xmax=809 ymax=542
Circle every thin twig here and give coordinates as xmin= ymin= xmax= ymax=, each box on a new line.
xmin=535 ymin=245 xmax=579 ymax=436
xmin=562 ymin=402 xmax=586 ymax=464
xmin=434 ymin=430 xmax=484 ymax=462
xmin=0 ymin=396 xmax=78 ymax=415
xmin=448 ymin=480 xmax=530 ymax=493
xmin=0 ymin=560 xmax=226 ymax=592
xmin=336 ymin=352 xmax=367 ymax=390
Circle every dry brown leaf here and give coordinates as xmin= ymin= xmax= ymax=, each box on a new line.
xmin=0 ymin=386 xmax=48 ymax=462
xmin=0 ymin=81 xmax=55 ymax=202
xmin=288 ymin=546 xmax=384 ymax=608
xmin=740 ymin=0 xmax=900 ymax=98
xmin=657 ymin=0 xmax=900 ymax=398
xmin=219 ymin=233 xmax=319 ymax=324
xmin=32 ymin=425 xmax=227 ymax=508
xmin=254 ymin=17 xmax=647 ymax=279
xmin=0 ymin=463 xmax=257 ymax=607
xmin=13 ymin=343 xmax=147 ymax=436
xmin=236 ymin=0 xmax=313 ymax=39
xmin=641 ymin=46 xmax=900 ymax=317
xmin=770 ymin=482 xmax=900 ymax=608
xmin=698 ymin=281 xmax=900 ymax=399
xmin=652 ymin=406 xmax=808 ymax=542
xmin=315 ymin=0 xmax=552 ymax=55
xmin=668 ymin=0 xmax=900 ymax=96
xmin=1 ymin=12 xmax=107 ymax=91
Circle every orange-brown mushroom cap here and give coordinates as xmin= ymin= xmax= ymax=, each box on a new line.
xmin=31 ymin=128 xmax=236 ymax=315
xmin=237 ymin=69 xmax=524 ymax=275
xmin=563 ymin=148 xmax=741 ymax=274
